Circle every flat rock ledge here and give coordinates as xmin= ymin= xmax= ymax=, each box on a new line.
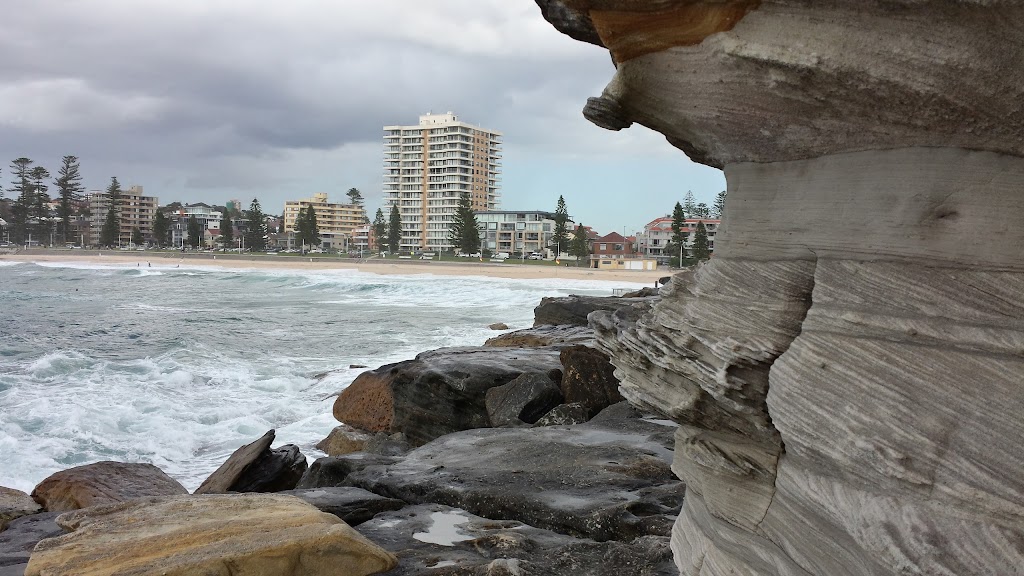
xmin=25 ymin=493 xmax=397 ymax=576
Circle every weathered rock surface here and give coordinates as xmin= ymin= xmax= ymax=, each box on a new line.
xmin=533 ymin=294 xmax=656 ymax=327
xmin=357 ymin=504 xmax=677 ymax=575
xmin=280 ymin=487 xmax=406 ymax=526
xmin=484 ymin=323 xmax=594 ymax=348
xmin=0 ymin=488 xmax=40 ymax=532
xmin=485 ymin=372 xmax=563 ymax=426
xmin=333 ymin=347 xmax=563 ymax=445
xmin=559 ymin=344 xmax=623 ymax=415
xmin=297 ymin=453 xmax=400 ymax=490
xmin=0 ymin=512 xmax=62 ymax=576
xmin=316 ymin=424 xmax=373 ymax=456
xmin=196 ymin=429 xmax=306 ymax=494
xmin=534 ymin=402 xmax=591 ymax=427
xmin=343 ymin=408 xmax=683 ymax=542
xmin=30 ymin=462 xmax=188 ymax=512
xmin=541 ymin=2 xmax=1024 ymax=574
xmin=488 ymin=322 xmax=509 ymax=330
xmin=25 ymin=494 xmax=397 ymax=576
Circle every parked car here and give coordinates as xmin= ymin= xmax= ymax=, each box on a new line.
xmin=529 ymin=253 xmax=545 ymax=260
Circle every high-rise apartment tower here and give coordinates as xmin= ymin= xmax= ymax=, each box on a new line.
xmin=383 ymin=112 xmax=502 ymax=251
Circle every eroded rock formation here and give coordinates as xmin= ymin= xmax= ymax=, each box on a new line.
xmin=538 ymin=1 xmax=1024 ymax=574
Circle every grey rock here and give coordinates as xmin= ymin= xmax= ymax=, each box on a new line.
xmin=229 ymin=444 xmax=307 ymax=493
xmin=0 ymin=512 xmax=62 ymax=571
xmin=194 ymin=430 xmax=275 ymax=494
xmin=297 ymin=453 xmax=400 ymax=490
xmin=533 ymin=295 xmax=656 ymax=327
xmin=0 ymin=489 xmax=40 ymax=533
xmin=485 ymin=373 xmax=563 ymax=427
xmin=333 ymin=347 xmax=564 ymax=446
xmin=357 ymin=504 xmax=677 ymax=576
xmin=279 ymin=487 xmax=405 ymax=526
xmin=533 ymin=403 xmax=590 ymax=427
xmin=345 ymin=416 xmax=683 ymax=542
xmin=484 ymin=324 xmax=594 ymax=349
xmin=559 ymin=345 xmax=623 ymax=416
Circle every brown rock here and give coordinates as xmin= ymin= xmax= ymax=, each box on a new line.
xmin=559 ymin=345 xmax=623 ymax=416
xmin=316 ymin=424 xmax=372 ymax=456
xmin=195 ymin=430 xmax=273 ymax=494
xmin=488 ymin=322 xmax=510 ymax=330
xmin=30 ymin=462 xmax=187 ymax=513
xmin=0 ymin=487 xmax=41 ymax=532
xmin=25 ymin=494 xmax=397 ymax=576
xmin=484 ymin=324 xmax=595 ymax=348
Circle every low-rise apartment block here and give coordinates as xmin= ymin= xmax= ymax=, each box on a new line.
xmin=637 ymin=216 xmax=721 ymax=262
xmin=283 ymin=193 xmax=367 ymax=250
xmin=87 ymin=185 xmax=158 ymax=245
xmin=476 ymin=210 xmax=573 ymax=256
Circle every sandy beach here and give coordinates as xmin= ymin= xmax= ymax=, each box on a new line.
xmin=0 ymin=250 xmax=667 ymax=283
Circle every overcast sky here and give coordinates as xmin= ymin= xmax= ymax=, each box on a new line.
xmin=0 ymin=1 xmax=724 ymax=234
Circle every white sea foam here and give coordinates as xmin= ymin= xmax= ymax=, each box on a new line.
xmin=0 ymin=261 xmax=648 ymax=492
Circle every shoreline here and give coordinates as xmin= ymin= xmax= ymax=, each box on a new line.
xmin=0 ymin=251 xmax=667 ymax=283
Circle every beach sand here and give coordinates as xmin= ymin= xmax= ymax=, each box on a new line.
xmin=0 ymin=251 xmax=668 ymax=283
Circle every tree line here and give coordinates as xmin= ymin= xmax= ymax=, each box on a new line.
xmin=0 ymin=156 xmax=86 ymax=245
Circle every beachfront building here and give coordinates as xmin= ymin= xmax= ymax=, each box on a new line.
xmin=87 ymin=185 xmax=158 ymax=246
xmin=282 ymin=193 xmax=367 ymax=251
xmin=475 ymin=210 xmax=571 ymax=256
xmin=637 ymin=216 xmax=721 ymax=263
xmin=168 ymin=203 xmax=223 ymax=248
xmin=383 ymin=112 xmax=502 ymax=252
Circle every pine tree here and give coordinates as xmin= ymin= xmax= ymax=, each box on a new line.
xmin=372 ymin=208 xmax=387 ymax=253
xmin=54 ymin=156 xmax=84 ymax=245
xmin=346 ymin=188 xmax=364 ymax=206
xmin=29 ymin=166 xmax=51 ymax=244
xmin=8 ymin=158 xmax=34 ymax=244
xmin=187 ymin=216 xmax=203 ymax=248
xmin=447 ymin=191 xmax=481 ymax=254
xmin=692 ymin=221 xmax=711 ymax=261
xmin=153 ymin=211 xmax=170 ymax=248
xmin=220 ymin=209 xmax=233 ymax=246
xmin=669 ymin=201 xmax=688 ymax=267
xmin=683 ymin=190 xmax=697 ymax=216
xmin=569 ymin=224 xmax=589 ymax=266
xmin=551 ymin=195 xmax=569 ymax=255
xmin=712 ymin=190 xmax=727 ymax=219
xmin=694 ymin=202 xmax=710 ymax=219
xmin=305 ymin=204 xmax=321 ymax=247
xmin=244 ymin=198 xmax=267 ymax=252
xmin=99 ymin=177 xmax=123 ymax=247
xmin=131 ymin=226 xmax=143 ymax=246
xmin=387 ymin=204 xmax=401 ymax=253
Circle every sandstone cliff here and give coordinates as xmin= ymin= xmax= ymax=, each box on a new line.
xmin=538 ymin=1 xmax=1024 ymax=574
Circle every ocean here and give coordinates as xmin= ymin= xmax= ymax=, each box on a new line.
xmin=0 ymin=260 xmax=644 ymax=493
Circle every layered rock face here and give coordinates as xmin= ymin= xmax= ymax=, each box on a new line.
xmin=539 ymin=1 xmax=1024 ymax=574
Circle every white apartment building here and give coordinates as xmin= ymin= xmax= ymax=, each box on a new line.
xmin=383 ymin=112 xmax=502 ymax=252
xmin=170 ymin=203 xmax=223 ymax=247
xmin=476 ymin=210 xmax=574 ymax=256
xmin=637 ymin=216 xmax=721 ymax=262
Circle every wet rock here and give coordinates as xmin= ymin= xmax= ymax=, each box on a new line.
xmin=333 ymin=347 xmax=563 ymax=446
xmin=280 ymin=487 xmax=405 ymax=526
xmin=485 ymin=373 xmax=563 ymax=427
xmin=484 ymin=324 xmax=594 ymax=348
xmin=488 ymin=323 xmax=509 ymax=330
xmin=30 ymin=462 xmax=187 ymax=512
xmin=345 ymin=415 xmax=683 ymax=542
xmin=533 ymin=295 xmax=656 ymax=327
xmin=297 ymin=453 xmax=400 ymax=490
xmin=559 ymin=345 xmax=623 ymax=416
xmin=317 ymin=424 xmax=373 ymax=456
xmin=621 ymin=286 xmax=660 ymax=298
xmin=0 ymin=512 xmax=62 ymax=575
xmin=350 ymin=364 xmax=368 ymax=369
xmin=533 ymin=402 xmax=590 ymax=427
xmin=229 ymin=444 xmax=307 ymax=493
xmin=357 ymin=504 xmax=677 ymax=575
xmin=24 ymin=494 xmax=397 ymax=576
xmin=196 ymin=430 xmax=306 ymax=494
xmin=0 ymin=488 xmax=40 ymax=532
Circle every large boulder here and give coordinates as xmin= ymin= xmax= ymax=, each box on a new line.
xmin=533 ymin=294 xmax=656 ymax=327
xmin=279 ymin=487 xmax=405 ymax=526
xmin=0 ymin=487 xmax=40 ymax=532
xmin=333 ymin=347 xmax=563 ymax=445
xmin=196 ymin=430 xmax=307 ymax=494
xmin=316 ymin=424 xmax=372 ymax=456
xmin=534 ymin=402 xmax=591 ymax=427
xmin=484 ymin=324 xmax=595 ymax=348
xmin=559 ymin=345 xmax=623 ymax=416
xmin=541 ymin=2 xmax=1024 ymax=574
xmin=485 ymin=372 xmax=564 ymax=426
xmin=24 ymin=494 xmax=397 ymax=576
xmin=344 ymin=409 xmax=683 ymax=542
xmin=30 ymin=462 xmax=187 ymax=512
xmin=357 ymin=504 xmax=677 ymax=576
